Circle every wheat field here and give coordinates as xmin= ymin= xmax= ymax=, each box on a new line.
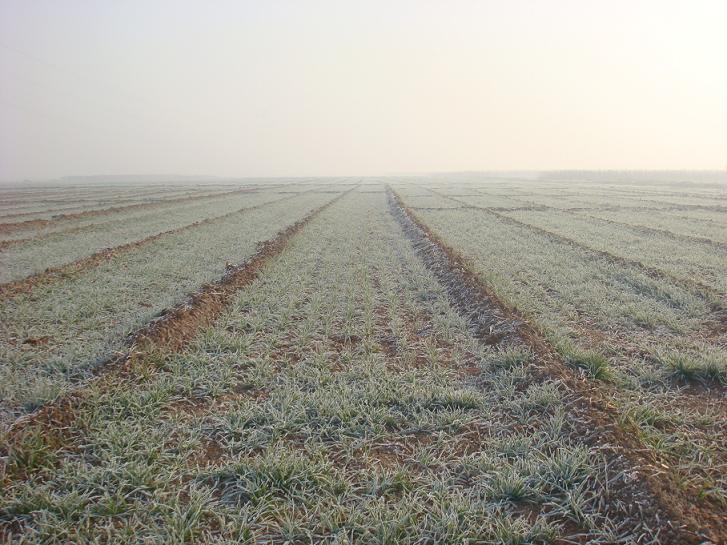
xmin=1 ymin=176 xmax=725 ymax=544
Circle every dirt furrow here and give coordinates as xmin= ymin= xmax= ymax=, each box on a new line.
xmin=0 ymin=237 xmax=32 ymax=251
xmin=2 ymin=187 xmax=354 ymax=446
xmin=0 ymin=193 xmax=304 ymax=299
xmin=0 ymin=187 xmax=267 ymax=234
xmin=388 ymin=186 xmax=725 ymax=545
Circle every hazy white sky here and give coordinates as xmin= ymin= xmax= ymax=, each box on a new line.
xmin=1 ymin=0 xmax=726 ymax=180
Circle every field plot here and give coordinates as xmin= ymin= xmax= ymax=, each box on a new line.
xmin=583 ymin=208 xmax=727 ymax=245
xmin=395 ymin=181 xmax=726 ymax=537
xmin=0 ymin=189 xmax=302 ymax=282
xmin=0 ymin=184 xmax=341 ymax=425
xmin=1 ymin=179 xmax=726 ymax=544
xmin=0 ymin=185 xmax=242 ymax=223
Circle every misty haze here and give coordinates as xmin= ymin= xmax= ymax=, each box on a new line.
xmin=1 ymin=2 xmax=725 ymax=544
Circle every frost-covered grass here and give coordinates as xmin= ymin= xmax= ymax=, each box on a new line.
xmin=0 ymin=190 xmax=292 ymax=283
xmin=406 ymin=206 xmax=719 ymax=363
xmin=0 ymin=190 xmax=627 ymax=544
xmin=583 ymin=207 xmax=727 ymax=244
xmin=460 ymin=181 xmax=726 ymax=211
xmin=0 ymin=192 xmax=335 ymax=425
xmin=397 ymin=182 xmax=727 ymax=505
xmin=0 ymin=187 xmax=259 ymax=245
xmin=0 ymin=186 xmax=230 ymax=222
xmin=500 ymin=208 xmax=727 ymax=293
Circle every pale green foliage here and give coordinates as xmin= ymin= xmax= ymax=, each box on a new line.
xmin=0 ymin=190 xmax=334 ymax=425
xmin=400 ymin=180 xmax=727 ymax=505
xmin=2 ymin=179 xmax=725 ymax=541
xmin=0 ymin=189 xmax=623 ymax=543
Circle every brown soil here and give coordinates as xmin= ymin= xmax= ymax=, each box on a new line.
xmin=388 ymin=186 xmax=726 ymax=545
xmin=0 ymin=237 xmax=32 ymax=251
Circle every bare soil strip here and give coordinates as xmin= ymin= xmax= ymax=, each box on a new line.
xmin=0 ymin=187 xmax=266 ymax=234
xmin=0 ymin=237 xmax=32 ymax=251
xmin=0 ymin=193 xmax=304 ymax=299
xmin=3 ymin=188 xmax=353 ymax=443
xmin=388 ymin=187 xmax=725 ymax=545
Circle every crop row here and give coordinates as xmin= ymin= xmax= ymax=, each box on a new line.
xmin=0 ymin=186 xmax=232 ymax=218
xmin=1 ymin=189 xmax=685 ymax=544
xmin=0 ymin=185 xmax=245 ymax=223
xmin=0 ymin=189 xmax=302 ymax=283
xmin=455 ymin=187 xmax=727 ymax=246
xmin=0 ymin=191 xmax=338 ymax=427
xmin=410 ymin=186 xmax=727 ymax=295
xmin=394 ymin=187 xmax=726 ymax=515
xmin=582 ymin=207 xmax=727 ymax=245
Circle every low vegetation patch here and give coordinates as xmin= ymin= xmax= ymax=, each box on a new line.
xmin=1 ymin=180 xmax=725 ymax=543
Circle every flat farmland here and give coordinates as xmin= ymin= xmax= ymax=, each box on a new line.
xmin=1 ymin=179 xmax=726 ymax=544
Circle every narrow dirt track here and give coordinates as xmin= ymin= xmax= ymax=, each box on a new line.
xmin=0 ymin=192 xmax=306 ymax=299
xmin=388 ymin=186 xmax=726 ymax=545
xmin=0 ymin=237 xmax=32 ymax=251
